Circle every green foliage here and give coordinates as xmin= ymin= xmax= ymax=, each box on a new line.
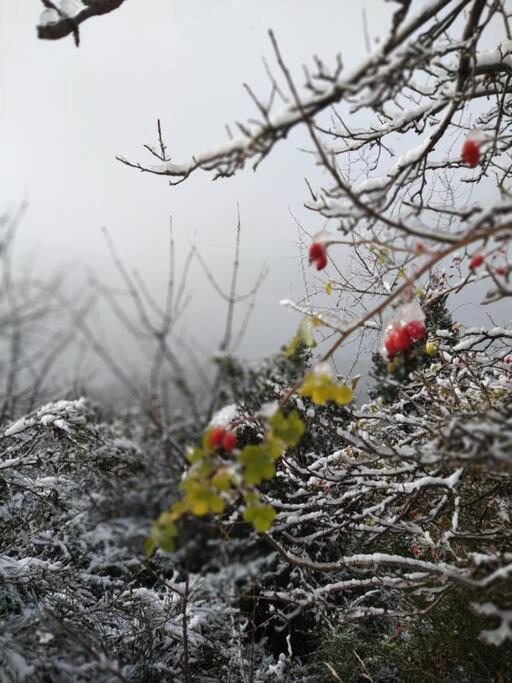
xmin=145 ymin=511 xmax=177 ymax=555
xmin=305 ymin=592 xmax=512 ymax=682
xmin=306 ymin=621 xmax=395 ymax=682
xmin=239 ymin=443 xmax=277 ymax=484
xmin=243 ymin=501 xmax=276 ymax=532
xmin=384 ymin=591 xmax=512 ymax=682
xmin=268 ymin=409 xmax=305 ymax=446
xmin=285 ymin=316 xmax=320 ymax=357
xmin=211 ymin=344 xmax=311 ymax=413
xmin=146 ymin=407 xmax=307 ymax=553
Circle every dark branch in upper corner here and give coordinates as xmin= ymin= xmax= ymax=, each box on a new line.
xmin=37 ymin=0 xmax=127 ymax=46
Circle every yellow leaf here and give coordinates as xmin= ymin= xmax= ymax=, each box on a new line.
xmin=378 ymin=248 xmax=389 ymax=264
xmin=334 ymin=384 xmax=353 ymax=405
xmin=425 ymin=341 xmax=438 ymax=357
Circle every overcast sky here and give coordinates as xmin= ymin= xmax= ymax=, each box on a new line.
xmin=1 ymin=1 xmax=508 ymax=394
xmin=0 ymin=1 xmax=398 ymax=371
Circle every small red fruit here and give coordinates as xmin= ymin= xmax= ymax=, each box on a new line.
xmin=209 ymin=427 xmax=225 ymax=448
xmin=461 ymin=138 xmax=481 ymax=168
xmin=392 ymin=327 xmax=412 ymax=352
xmin=221 ymin=430 xmax=237 ymax=452
xmin=309 ymin=242 xmax=328 ymax=270
xmin=309 ymin=242 xmax=324 ymax=263
xmin=385 ymin=333 xmax=398 ymax=357
xmin=469 ymin=253 xmax=485 ymax=269
xmin=496 ymin=266 xmax=507 ymax=276
xmin=315 ymin=253 xmax=328 ymax=270
xmin=404 ymin=320 xmax=425 ymax=341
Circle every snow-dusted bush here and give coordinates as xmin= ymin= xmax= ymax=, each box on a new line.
xmin=118 ymin=0 xmax=512 ymax=677
xmin=13 ymin=0 xmax=512 ymax=679
xmin=0 ymin=395 xmax=301 ymax=681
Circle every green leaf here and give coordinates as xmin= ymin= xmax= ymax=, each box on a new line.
xmin=144 ymin=536 xmax=157 ymax=557
xmin=244 ymin=490 xmax=260 ymax=505
xmin=212 ymin=468 xmax=232 ymax=492
xmin=186 ymin=447 xmax=205 ymax=464
xmin=239 ymin=445 xmax=276 ymax=485
xmin=284 ymin=317 xmax=320 ymax=357
xmin=266 ymin=434 xmax=285 ymax=460
xmin=284 ymin=334 xmax=299 ymax=358
xmin=243 ymin=503 xmax=276 ymax=532
xmin=182 ymin=480 xmax=225 ymax=515
xmin=268 ymin=409 xmax=305 ymax=446
xmin=146 ymin=511 xmax=177 ymax=555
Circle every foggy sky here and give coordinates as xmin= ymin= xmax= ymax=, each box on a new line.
xmin=0 ymin=1 xmax=396 ymax=367
xmin=1 ymin=1 xmax=508 ymax=392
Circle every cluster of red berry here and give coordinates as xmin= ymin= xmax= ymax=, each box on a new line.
xmin=208 ymin=427 xmax=237 ymax=453
xmin=309 ymin=242 xmax=328 ymax=270
xmin=384 ymin=320 xmax=425 ymax=357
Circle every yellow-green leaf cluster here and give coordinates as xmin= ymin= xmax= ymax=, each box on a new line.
xmin=145 ymin=510 xmax=178 ymax=555
xmin=146 ymin=398 xmax=308 ymax=553
xmin=299 ymin=364 xmax=353 ymax=405
xmin=243 ymin=502 xmax=276 ymax=532
xmin=239 ymin=443 xmax=278 ymax=485
xmin=268 ymin=409 xmax=305 ymax=446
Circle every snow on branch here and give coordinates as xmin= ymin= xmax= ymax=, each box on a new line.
xmin=37 ymin=0 xmax=127 ymax=46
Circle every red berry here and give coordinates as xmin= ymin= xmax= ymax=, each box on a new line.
xmin=309 ymin=242 xmax=328 ymax=270
xmin=209 ymin=427 xmax=225 ymax=448
xmin=392 ymin=327 xmax=412 ymax=353
xmin=221 ymin=430 xmax=237 ymax=452
xmin=461 ymin=138 xmax=480 ymax=168
xmin=315 ymin=253 xmax=328 ymax=270
xmin=385 ymin=333 xmax=398 ymax=357
xmin=469 ymin=253 xmax=484 ymax=269
xmin=309 ymin=242 xmax=324 ymax=263
xmin=496 ymin=266 xmax=507 ymax=276
xmin=404 ymin=320 xmax=425 ymax=341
